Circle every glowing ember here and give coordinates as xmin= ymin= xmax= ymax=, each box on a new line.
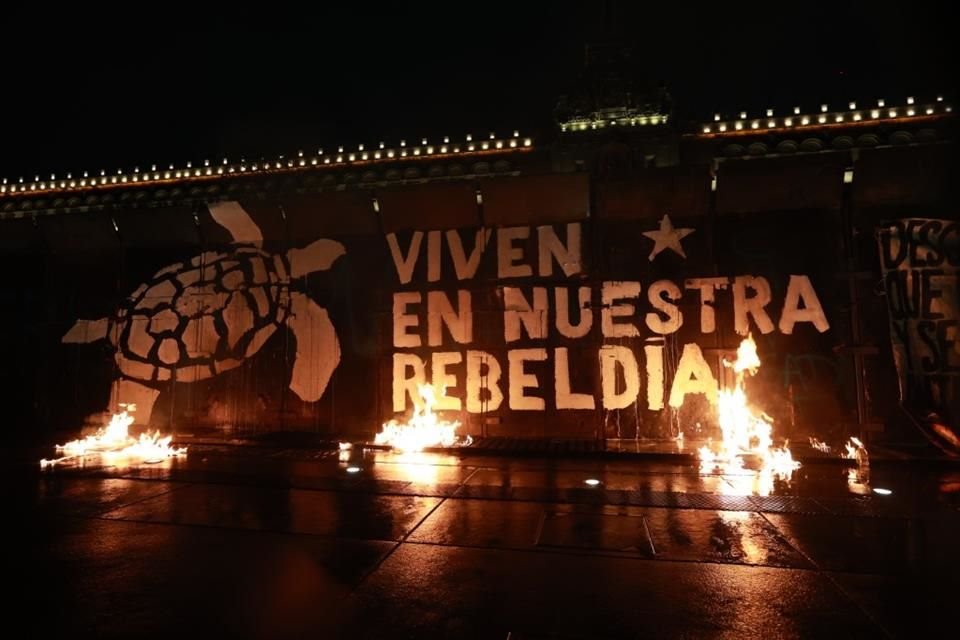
xmin=40 ymin=406 xmax=186 ymax=468
xmin=374 ymin=384 xmax=471 ymax=452
xmin=809 ymin=437 xmax=832 ymax=453
xmin=698 ymin=335 xmax=799 ymax=484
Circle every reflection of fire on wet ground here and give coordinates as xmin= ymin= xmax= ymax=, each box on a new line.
xmin=40 ymin=405 xmax=186 ymax=468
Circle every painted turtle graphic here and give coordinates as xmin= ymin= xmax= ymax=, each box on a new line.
xmin=63 ymin=201 xmax=346 ymax=424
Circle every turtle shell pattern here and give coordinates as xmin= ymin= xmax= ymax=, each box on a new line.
xmin=111 ymin=247 xmax=291 ymax=383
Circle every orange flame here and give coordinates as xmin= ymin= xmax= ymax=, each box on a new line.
xmin=40 ymin=406 xmax=186 ymax=468
xmin=374 ymin=384 xmax=471 ymax=452
xmin=698 ymin=335 xmax=799 ymax=490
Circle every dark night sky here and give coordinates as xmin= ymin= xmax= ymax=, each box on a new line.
xmin=0 ymin=2 xmax=954 ymax=178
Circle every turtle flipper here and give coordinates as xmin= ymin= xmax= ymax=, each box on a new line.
xmin=286 ymin=292 xmax=340 ymax=402
xmin=208 ymin=201 xmax=264 ymax=246
xmin=63 ymin=318 xmax=110 ymax=344
xmin=286 ymin=239 xmax=346 ymax=278
xmin=112 ymin=379 xmax=161 ymax=426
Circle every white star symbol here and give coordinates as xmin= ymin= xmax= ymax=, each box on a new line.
xmin=642 ymin=214 xmax=695 ymax=261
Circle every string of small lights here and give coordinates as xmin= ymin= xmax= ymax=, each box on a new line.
xmin=0 ymin=132 xmax=534 ymax=198
xmin=700 ymin=95 xmax=950 ymax=135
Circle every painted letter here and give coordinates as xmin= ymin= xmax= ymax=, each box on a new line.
xmin=685 ymin=277 xmax=729 ymax=333
xmin=555 ymin=347 xmax=595 ymax=409
xmin=466 ymin=350 xmax=504 ymax=413
xmin=393 ymin=352 xmax=426 ymax=412
xmin=646 ymin=279 xmax=683 ymax=335
xmin=668 ymin=343 xmax=718 ymax=407
xmin=508 ymin=348 xmax=547 ymax=410
xmin=779 ymin=275 xmax=830 ymax=334
xmin=386 ymin=231 xmax=423 ymax=285
xmin=497 ymin=226 xmax=533 ymax=278
xmin=732 ymin=275 xmax=775 ymax=335
xmin=503 ymin=286 xmax=549 ymax=342
xmin=393 ymin=292 xmax=421 ymax=348
xmin=644 ymin=343 xmax=665 ymax=410
xmin=537 ymin=223 xmax=582 ymax=277
xmin=601 ymin=281 xmax=641 ymax=338
xmin=447 ymin=228 xmax=491 ymax=280
xmin=427 ymin=290 xmax=473 ymax=346
xmin=431 ymin=351 xmax=463 ymax=411
xmin=599 ymin=345 xmax=640 ymax=410
xmin=556 ymin=286 xmax=593 ymax=339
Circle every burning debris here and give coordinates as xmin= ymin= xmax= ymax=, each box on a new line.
xmin=40 ymin=406 xmax=186 ymax=468
xmin=698 ymin=336 xmax=800 ymax=483
xmin=375 ymin=384 xmax=471 ymax=452
xmin=809 ymin=437 xmax=832 ymax=453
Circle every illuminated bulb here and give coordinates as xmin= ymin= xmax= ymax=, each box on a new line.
xmin=443 ymin=136 xmax=450 ymax=143
xmin=387 ymin=150 xmax=395 ymax=158
xmin=379 ymin=142 xmax=385 ymax=149
xmin=466 ymin=134 xmax=472 ymax=141
xmin=849 ymin=101 xmax=857 ymax=110
xmin=937 ymin=95 xmax=943 ymax=102
xmin=878 ymin=98 xmax=885 ymax=107
xmin=948 ymin=106 xmax=953 ymax=112
xmin=739 ymin=111 xmax=746 ymax=119
xmin=495 ymin=141 xmax=503 ymax=148
xmin=719 ymin=124 xmax=727 ymax=132
xmin=400 ymin=140 xmax=406 ymax=147
xmin=821 ymin=104 xmax=828 ymax=112
xmin=481 ymin=141 xmax=489 ymax=149
xmin=358 ymin=144 xmax=364 ymax=151
xmin=785 ymin=118 xmax=793 ymax=126
xmin=818 ymin=115 xmax=827 ymax=123
xmin=310 ymin=158 xmax=317 ymax=165
xmin=375 ymin=151 xmax=382 ymax=158
xmin=907 ymin=96 xmax=914 ymax=105
xmin=873 ymin=487 xmax=892 ymax=495
xmin=853 ymin=113 xmax=862 ymax=121
xmin=203 ymin=159 xmax=209 ymax=166
xmin=714 ymin=113 xmax=720 ymax=121
xmin=400 ymin=150 xmax=407 ymax=157
xmin=871 ymin=109 xmax=880 ymax=118
xmin=889 ymin=109 xmax=897 ymax=117
xmin=584 ymin=478 xmax=601 ymax=487
xmin=926 ymin=107 xmax=934 ymax=115
xmin=750 ymin=121 xmax=759 ymax=129
xmin=422 ymin=138 xmax=428 ymax=145
xmin=508 ymin=141 xmax=515 ymax=148
xmin=346 ymin=466 xmax=361 ymax=474
xmin=703 ymin=126 xmax=711 ymax=133
xmin=362 ymin=152 xmax=368 ymax=160
xmin=793 ymin=106 xmax=801 ymax=114
xmin=413 ymin=148 xmax=420 ymax=156
xmin=489 ymin=132 xmax=495 ymax=139
xmin=323 ymin=158 xmax=330 ymax=164
xmin=835 ymin=115 xmax=844 ymax=122
xmin=426 ymin=146 xmax=433 ymax=154
xmin=767 ymin=120 xmax=776 ymax=128
xmin=338 ymin=146 xmax=344 ymax=152
xmin=907 ymin=108 xmax=915 ymax=116
xmin=734 ymin=122 xmax=743 ymax=130
xmin=766 ymin=108 xmax=773 ymax=117
xmin=522 ymin=138 xmax=531 ymax=146
xmin=512 ymin=130 xmax=519 ymax=137
xmin=468 ymin=143 xmax=475 ymax=151
xmin=801 ymin=116 xmax=810 ymax=125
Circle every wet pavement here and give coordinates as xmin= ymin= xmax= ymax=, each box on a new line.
xmin=12 ymin=444 xmax=960 ymax=638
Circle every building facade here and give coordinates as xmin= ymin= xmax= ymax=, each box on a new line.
xmin=1 ymin=92 xmax=956 ymax=452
